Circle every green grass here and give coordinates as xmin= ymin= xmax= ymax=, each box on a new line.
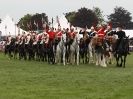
xmin=0 ymin=53 xmax=133 ymax=99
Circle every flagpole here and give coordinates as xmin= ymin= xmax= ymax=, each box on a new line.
xmin=15 ymin=23 xmax=16 ymax=37
xmin=52 ymin=17 xmax=53 ymax=28
xmin=5 ymin=25 xmax=7 ymax=37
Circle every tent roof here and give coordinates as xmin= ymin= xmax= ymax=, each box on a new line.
xmin=0 ymin=15 xmax=26 ymax=36
xmin=54 ymin=15 xmax=70 ymax=29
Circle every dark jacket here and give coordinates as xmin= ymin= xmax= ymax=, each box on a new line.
xmin=114 ymin=30 xmax=126 ymax=39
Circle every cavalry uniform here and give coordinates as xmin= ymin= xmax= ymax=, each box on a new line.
xmin=48 ymin=30 xmax=55 ymax=42
xmin=105 ymin=29 xmax=116 ymax=46
xmin=6 ymin=35 xmax=12 ymax=45
xmin=97 ymin=28 xmax=105 ymax=39
xmin=16 ymin=34 xmax=21 ymax=44
xmin=55 ymin=30 xmax=62 ymax=41
xmin=25 ymin=34 xmax=31 ymax=44
xmin=95 ymin=27 xmax=106 ymax=46
xmin=88 ymin=31 xmax=97 ymax=39
xmin=20 ymin=34 xmax=26 ymax=45
xmin=68 ymin=30 xmax=76 ymax=44
xmin=41 ymin=32 xmax=49 ymax=45
xmin=113 ymin=29 xmax=126 ymax=52
xmin=69 ymin=31 xmax=76 ymax=40
xmin=36 ymin=33 xmax=43 ymax=43
xmin=32 ymin=33 xmax=37 ymax=45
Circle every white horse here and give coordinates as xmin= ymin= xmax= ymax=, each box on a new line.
xmin=55 ymin=34 xmax=66 ymax=65
xmin=70 ymin=34 xmax=80 ymax=65
xmin=88 ymin=38 xmax=96 ymax=64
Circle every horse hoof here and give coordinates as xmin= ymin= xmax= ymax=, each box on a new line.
xmin=101 ymin=64 xmax=107 ymax=67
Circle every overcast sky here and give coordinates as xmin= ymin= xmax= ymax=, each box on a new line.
xmin=0 ymin=0 xmax=133 ymax=22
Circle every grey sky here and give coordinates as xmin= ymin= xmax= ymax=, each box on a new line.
xmin=0 ymin=0 xmax=133 ymax=22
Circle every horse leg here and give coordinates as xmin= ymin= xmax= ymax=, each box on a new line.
xmin=70 ymin=52 xmax=74 ymax=65
xmin=77 ymin=49 xmax=79 ymax=65
xmin=120 ymin=56 xmax=123 ymax=67
xmin=123 ymin=55 xmax=126 ymax=68
xmin=115 ymin=54 xmax=119 ymax=67
xmin=95 ymin=53 xmax=98 ymax=66
xmin=63 ymin=48 xmax=66 ymax=66
xmin=109 ymin=52 xmax=114 ymax=64
xmin=101 ymin=54 xmax=107 ymax=67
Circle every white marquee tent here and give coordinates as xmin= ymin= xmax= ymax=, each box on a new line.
xmin=123 ymin=30 xmax=133 ymax=38
xmin=0 ymin=15 xmax=27 ymax=36
xmin=54 ymin=15 xmax=70 ymax=29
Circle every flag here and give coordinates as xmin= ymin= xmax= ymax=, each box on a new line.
xmin=27 ymin=23 xmax=30 ymax=29
xmin=5 ymin=25 xmax=7 ymax=29
xmin=108 ymin=21 xmax=112 ymax=29
xmin=17 ymin=24 xmax=20 ymax=34
xmin=27 ymin=22 xmax=32 ymax=30
xmin=34 ymin=20 xmax=37 ymax=26
xmin=86 ymin=25 xmax=88 ymax=29
xmin=42 ymin=17 xmax=45 ymax=28
xmin=21 ymin=22 xmax=24 ymax=27
xmin=52 ymin=17 xmax=53 ymax=24
xmin=51 ymin=17 xmax=54 ymax=28
xmin=56 ymin=16 xmax=60 ymax=27
xmin=42 ymin=17 xmax=44 ymax=24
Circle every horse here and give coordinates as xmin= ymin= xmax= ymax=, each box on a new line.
xmin=47 ymin=40 xmax=55 ymax=64
xmin=92 ymin=37 xmax=109 ymax=67
xmin=79 ymin=38 xmax=89 ymax=64
xmin=38 ymin=40 xmax=48 ymax=62
xmin=18 ymin=38 xmax=27 ymax=60
xmin=4 ymin=38 xmax=16 ymax=59
xmin=25 ymin=38 xmax=34 ymax=60
xmin=88 ymin=37 xmax=96 ymax=64
xmin=115 ymin=37 xmax=129 ymax=68
xmin=55 ymin=34 xmax=66 ymax=65
xmin=105 ymin=36 xmax=117 ymax=65
xmin=69 ymin=34 xmax=80 ymax=65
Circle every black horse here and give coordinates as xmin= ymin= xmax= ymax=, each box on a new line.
xmin=115 ymin=37 xmax=129 ymax=68
xmin=47 ymin=41 xmax=55 ymax=64
xmin=4 ymin=38 xmax=16 ymax=59
xmin=79 ymin=38 xmax=89 ymax=64
xmin=25 ymin=39 xmax=34 ymax=60
xmin=18 ymin=39 xmax=27 ymax=60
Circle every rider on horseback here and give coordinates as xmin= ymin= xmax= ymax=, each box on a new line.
xmin=54 ymin=27 xmax=62 ymax=51
xmin=68 ymin=28 xmax=76 ymax=51
xmin=41 ymin=31 xmax=49 ymax=47
xmin=88 ymin=26 xmax=96 ymax=39
xmin=113 ymin=26 xmax=130 ymax=54
xmin=6 ymin=34 xmax=12 ymax=45
xmin=25 ymin=33 xmax=31 ymax=45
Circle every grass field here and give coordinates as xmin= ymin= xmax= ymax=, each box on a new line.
xmin=0 ymin=53 xmax=133 ymax=99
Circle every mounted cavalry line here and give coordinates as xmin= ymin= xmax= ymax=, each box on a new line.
xmin=3 ymin=23 xmax=131 ymax=67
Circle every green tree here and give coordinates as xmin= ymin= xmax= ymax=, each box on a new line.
xmin=18 ymin=13 xmax=48 ymax=31
xmin=65 ymin=11 xmax=76 ymax=24
xmin=108 ymin=6 xmax=132 ymax=28
xmin=18 ymin=14 xmax=32 ymax=31
xmin=66 ymin=7 xmax=98 ymax=28
xmin=93 ymin=7 xmax=105 ymax=24
xmin=31 ymin=13 xmax=48 ymax=31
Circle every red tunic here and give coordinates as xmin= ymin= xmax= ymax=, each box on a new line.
xmin=48 ymin=31 xmax=55 ymax=41
xmin=69 ymin=32 xmax=76 ymax=39
xmin=97 ymin=28 xmax=105 ymax=38
xmin=56 ymin=31 xmax=62 ymax=39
